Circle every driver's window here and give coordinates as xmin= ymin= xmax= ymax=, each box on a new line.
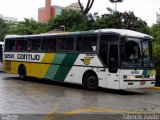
xmin=126 ymin=41 xmax=141 ymax=63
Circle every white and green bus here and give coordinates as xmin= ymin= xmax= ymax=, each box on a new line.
xmin=3 ymin=29 xmax=156 ymax=90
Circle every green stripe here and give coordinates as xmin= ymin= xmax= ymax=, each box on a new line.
xmin=54 ymin=53 xmax=79 ymax=81
xmin=53 ymin=54 xmax=66 ymax=64
xmin=45 ymin=54 xmax=66 ymax=80
xmin=45 ymin=65 xmax=60 ymax=80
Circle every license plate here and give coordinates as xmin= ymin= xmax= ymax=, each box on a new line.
xmin=140 ymin=81 xmax=146 ymax=85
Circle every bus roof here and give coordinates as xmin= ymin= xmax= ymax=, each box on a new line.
xmin=98 ymin=29 xmax=152 ymax=39
xmin=5 ymin=29 xmax=153 ymax=39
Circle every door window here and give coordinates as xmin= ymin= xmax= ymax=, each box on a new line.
xmin=109 ymin=44 xmax=118 ymax=73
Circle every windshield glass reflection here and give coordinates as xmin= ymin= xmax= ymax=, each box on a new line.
xmin=121 ymin=37 xmax=152 ymax=65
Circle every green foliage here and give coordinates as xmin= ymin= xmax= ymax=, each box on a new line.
xmin=47 ymin=8 xmax=150 ymax=34
xmin=0 ymin=18 xmax=9 ymax=40
xmin=151 ymin=22 xmax=160 ymax=64
xmin=7 ymin=18 xmax=46 ymax=35
xmin=93 ymin=8 xmax=151 ymax=34
xmin=47 ymin=9 xmax=85 ymax=31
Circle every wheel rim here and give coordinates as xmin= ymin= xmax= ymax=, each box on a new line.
xmin=88 ymin=76 xmax=97 ymax=86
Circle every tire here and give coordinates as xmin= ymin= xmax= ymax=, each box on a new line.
xmin=84 ymin=73 xmax=98 ymax=90
xmin=19 ymin=66 xmax=26 ymax=80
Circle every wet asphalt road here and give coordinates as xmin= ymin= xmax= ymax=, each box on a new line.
xmin=0 ymin=72 xmax=160 ymax=120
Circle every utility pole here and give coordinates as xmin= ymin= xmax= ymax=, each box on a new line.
xmin=109 ymin=0 xmax=123 ymax=11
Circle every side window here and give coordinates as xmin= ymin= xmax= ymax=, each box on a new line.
xmin=41 ymin=37 xmax=56 ymax=51
xmin=28 ymin=38 xmax=42 ymax=51
xmin=15 ymin=39 xmax=27 ymax=51
xmin=76 ymin=35 xmax=97 ymax=52
xmin=27 ymin=39 xmax=32 ymax=51
xmin=57 ymin=37 xmax=74 ymax=51
xmin=5 ymin=39 xmax=15 ymax=51
xmin=57 ymin=38 xmax=66 ymax=50
xmin=66 ymin=37 xmax=74 ymax=50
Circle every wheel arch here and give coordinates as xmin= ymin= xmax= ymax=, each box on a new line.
xmin=82 ymin=70 xmax=98 ymax=85
xmin=18 ymin=64 xmax=26 ymax=74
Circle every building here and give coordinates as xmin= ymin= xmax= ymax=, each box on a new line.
xmin=0 ymin=14 xmax=18 ymax=23
xmin=38 ymin=0 xmax=64 ymax=23
xmin=65 ymin=2 xmax=82 ymax=11
xmin=38 ymin=0 xmax=82 ymax=23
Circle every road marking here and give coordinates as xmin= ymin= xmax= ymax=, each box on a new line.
xmin=64 ymin=107 xmax=145 ymax=115
xmin=144 ymin=87 xmax=160 ymax=90
xmin=43 ymin=102 xmax=61 ymax=120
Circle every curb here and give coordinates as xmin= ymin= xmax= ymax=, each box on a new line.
xmin=144 ymin=87 xmax=160 ymax=90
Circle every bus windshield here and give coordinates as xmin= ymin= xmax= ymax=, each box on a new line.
xmin=121 ymin=37 xmax=152 ymax=66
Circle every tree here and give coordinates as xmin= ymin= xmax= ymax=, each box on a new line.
xmin=151 ymin=22 xmax=160 ymax=63
xmin=47 ymin=9 xmax=86 ymax=31
xmin=0 ymin=18 xmax=9 ymax=40
xmin=93 ymin=8 xmax=151 ymax=34
xmin=78 ymin=0 xmax=95 ymax=16
xmin=156 ymin=9 xmax=160 ymax=23
xmin=8 ymin=18 xmax=46 ymax=35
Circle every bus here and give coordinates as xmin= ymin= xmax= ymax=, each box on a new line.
xmin=2 ymin=29 xmax=156 ymax=90
xmin=0 ymin=41 xmax=4 ymax=70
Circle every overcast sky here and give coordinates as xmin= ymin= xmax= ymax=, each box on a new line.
xmin=0 ymin=0 xmax=159 ymax=26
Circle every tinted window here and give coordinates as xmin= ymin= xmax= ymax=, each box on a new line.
xmin=5 ymin=39 xmax=15 ymax=51
xmin=41 ymin=37 xmax=56 ymax=51
xmin=109 ymin=45 xmax=118 ymax=73
xmin=57 ymin=37 xmax=74 ymax=51
xmin=76 ymin=35 xmax=97 ymax=52
xmin=27 ymin=38 xmax=41 ymax=51
xmin=5 ymin=38 xmax=26 ymax=52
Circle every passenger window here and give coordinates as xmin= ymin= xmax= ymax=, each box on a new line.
xmin=66 ymin=37 xmax=74 ymax=50
xmin=41 ymin=37 xmax=56 ymax=51
xmin=76 ymin=35 xmax=97 ymax=52
xmin=57 ymin=38 xmax=66 ymax=50
xmin=31 ymin=38 xmax=42 ymax=51
xmin=15 ymin=39 xmax=27 ymax=51
xmin=5 ymin=39 xmax=15 ymax=51
xmin=5 ymin=38 xmax=27 ymax=52
xmin=57 ymin=37 xmax=74 ymax=51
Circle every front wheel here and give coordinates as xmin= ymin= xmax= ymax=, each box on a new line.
xmin=84 ymin=73 xmax=98 ymax=90
xmin=18 ymin=66 xmax=26 ymax=80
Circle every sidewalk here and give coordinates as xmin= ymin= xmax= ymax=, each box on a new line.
xmin=144 ymin=86 xmax=160 ymax=90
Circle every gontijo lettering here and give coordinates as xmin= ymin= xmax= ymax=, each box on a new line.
xmin=17 ymin=54 xmax=40 ymax=60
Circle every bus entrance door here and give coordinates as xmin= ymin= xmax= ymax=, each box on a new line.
xmin=107 ymin=42 xmax=120 ymax=89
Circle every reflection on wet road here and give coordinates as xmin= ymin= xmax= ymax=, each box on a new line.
xmin=0 ymin=72 xmax=160 ymax=116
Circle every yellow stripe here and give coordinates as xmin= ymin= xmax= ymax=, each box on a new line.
xmin=5 ymin=53 xmax=56 ymax=78
xmin=27 ymin=53 xmax=56 ymax=78
xmin=64 ymin=107 xmax=146 ymax=114
xmin=144 ymin=87 xmax=160 ymax=90
xmin=43 ymin=102 xmax=61 ymax=120
xmin=42 ymin=53 xmax=56 ymax=63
